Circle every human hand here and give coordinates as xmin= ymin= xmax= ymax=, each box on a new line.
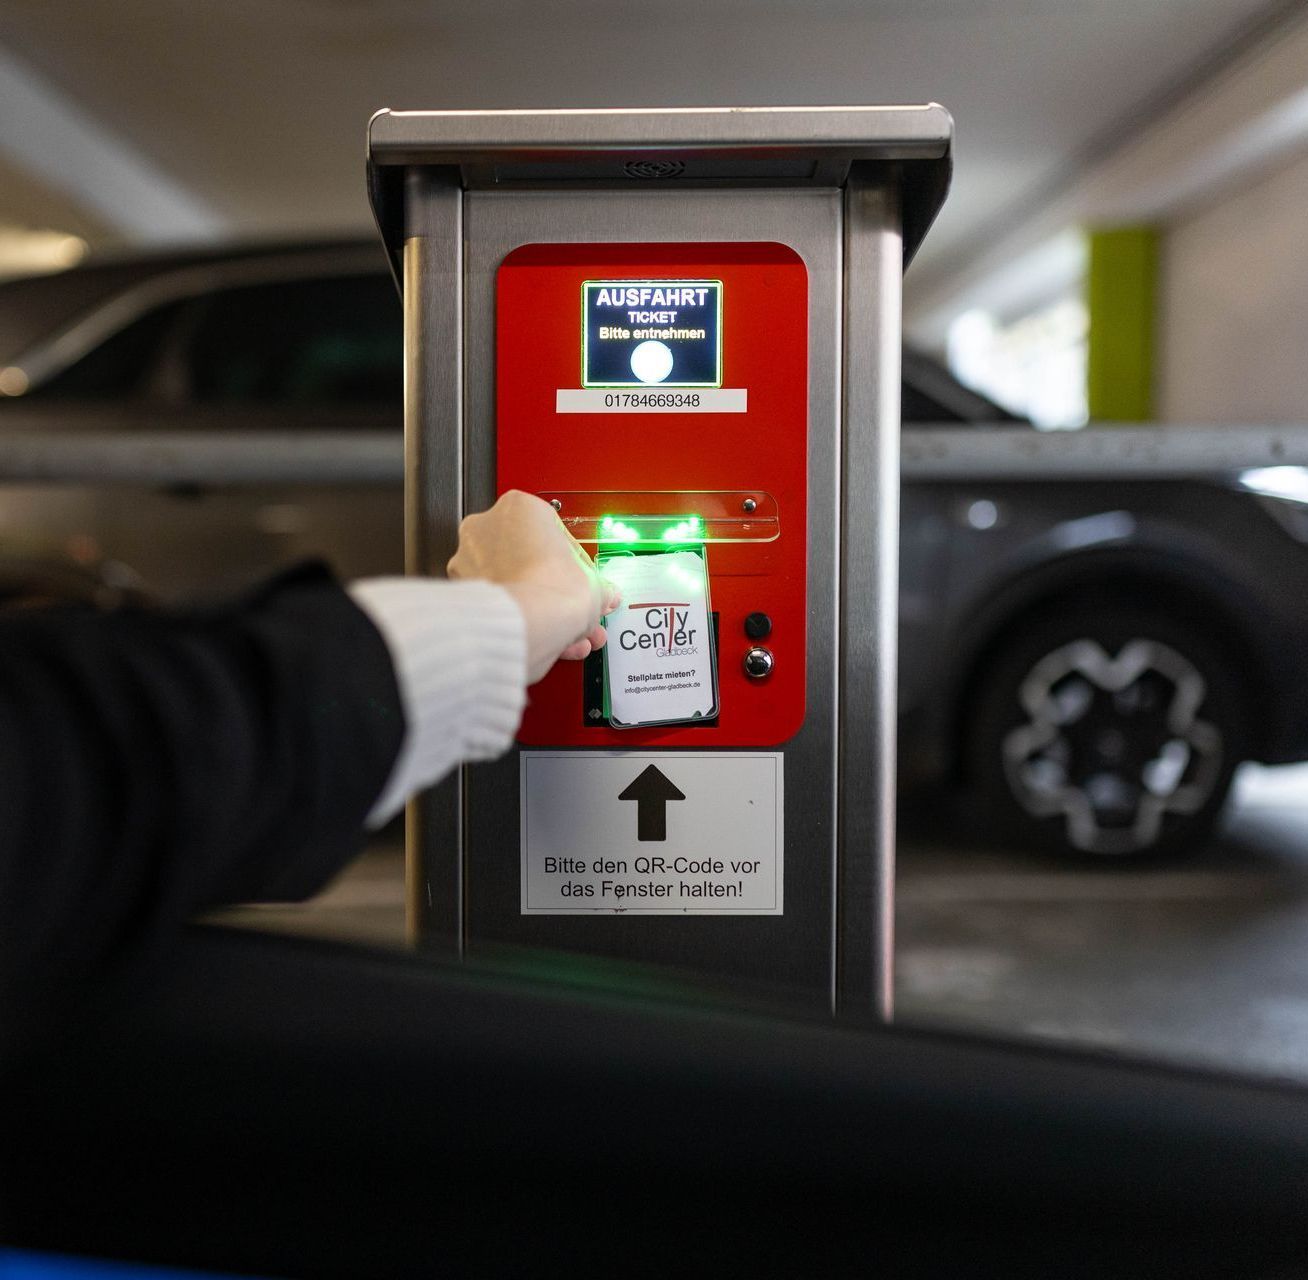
xmin=447 ymin=490 xmax=619 ymax=684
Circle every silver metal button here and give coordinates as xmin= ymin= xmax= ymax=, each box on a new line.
xmin=743 ymin=647 xmax=774 ymax=679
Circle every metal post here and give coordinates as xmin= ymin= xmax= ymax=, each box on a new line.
xmin=403 ymin=170 xmax=464 ymax=950
xmin=367 ymin=106 xmax=950 ymax=1013
xmin=838 ymin=174 xmax=903 ymax=1018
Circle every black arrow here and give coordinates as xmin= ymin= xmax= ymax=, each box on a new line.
xmin=618 ymin=765 xmax=686 ymax=842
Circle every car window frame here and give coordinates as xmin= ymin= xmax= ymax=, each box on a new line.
xmin=4 ymin=247 xmax=390 ymax=400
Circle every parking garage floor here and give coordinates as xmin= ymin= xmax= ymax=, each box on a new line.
xmin=214 ymin=764 xmax=1308 ymax=1085
xmin=896 ymin=764 xmax=1308 ymax=1082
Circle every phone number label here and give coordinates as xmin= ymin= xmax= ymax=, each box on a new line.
xmin=556 ymin=388 xmax=747 ymax=414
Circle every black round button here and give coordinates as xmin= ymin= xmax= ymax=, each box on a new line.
xmin=744 ymin=612 xmax=772 ymax=640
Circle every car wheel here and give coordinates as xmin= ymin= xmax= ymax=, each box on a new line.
xmin=967 ymin=603 xmax=1249 ymax=858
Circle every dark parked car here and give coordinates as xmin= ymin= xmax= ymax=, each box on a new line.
xmin=2 ymin=241 xmax=1306 ymax=861
xmin=0 ymin=242 xmax=403 ymax=599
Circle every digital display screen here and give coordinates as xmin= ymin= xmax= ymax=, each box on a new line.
xmin=582 ymin=279 xmax=722 ymax=388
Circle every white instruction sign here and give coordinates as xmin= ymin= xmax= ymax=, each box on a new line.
xmin=600 ymin=550 xmax=717 ymax=727
xmin=521 ymin=751 xmax=783 ymax=915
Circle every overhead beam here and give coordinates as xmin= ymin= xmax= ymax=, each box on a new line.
xmin=907 ymin=1 xmax=1308 ymax=345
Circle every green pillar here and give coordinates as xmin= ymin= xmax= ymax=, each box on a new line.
xmin=1086 ymin=226 xmax=1157 ymax=422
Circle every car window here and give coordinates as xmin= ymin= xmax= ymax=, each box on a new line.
xmin=186 ymin=274 xmax=402 ymax=408
xmin=902 ymin=380 xmax=967 ymax=423
xmin=28 ymin=301 xmax=185 ymax=400
xmin=901 ymin=349 xmax=1023 ymax=425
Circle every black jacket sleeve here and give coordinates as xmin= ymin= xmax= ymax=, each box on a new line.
xmin=0 ymin=563 xmax=405 ymax=1020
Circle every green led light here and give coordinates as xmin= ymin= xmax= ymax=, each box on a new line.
xmin=599 ymin=514 xmax=638 ymax=543
xmin=599 ymin=514 xmax=703 ymax=544
xmin=660 ymin=517 xmax=699 ymax=543
xmin=604 ymin=519 xmax=639 ymax=543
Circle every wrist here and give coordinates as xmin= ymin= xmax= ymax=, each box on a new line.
xmin=504 ymin=582 xmax=591 ymax=684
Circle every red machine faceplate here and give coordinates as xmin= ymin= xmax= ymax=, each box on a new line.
xmin=496 ymin=242 xmax=807 ymax=747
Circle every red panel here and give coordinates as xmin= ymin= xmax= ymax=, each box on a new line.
xmin=496 ymin=242 xmax=807 ymax=747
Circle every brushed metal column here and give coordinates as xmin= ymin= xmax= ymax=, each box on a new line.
xmin=402 ymin=170 xmax=464 ymax=950
xmin=837 ymin=172 xmax=903 ymax=1018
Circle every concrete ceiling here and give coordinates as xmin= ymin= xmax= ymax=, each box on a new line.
xmin=0 ymin=150 xmax=107 ymax=241
xmin=0 ymin=0 xmax=1298 ymax=301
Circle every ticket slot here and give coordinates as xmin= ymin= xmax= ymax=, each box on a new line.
xmin=542 ymin=491 xmax=779 ymax=545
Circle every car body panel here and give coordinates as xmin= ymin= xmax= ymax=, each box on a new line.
xmin=899 ymin=478 xmax=1308 ymax=779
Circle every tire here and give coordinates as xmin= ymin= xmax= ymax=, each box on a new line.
xmin=966 ymin=600 xmax=1250 ymax=859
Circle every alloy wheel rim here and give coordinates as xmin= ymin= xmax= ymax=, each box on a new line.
xmin=1001 ymin=637 xmax=1223 ymax=855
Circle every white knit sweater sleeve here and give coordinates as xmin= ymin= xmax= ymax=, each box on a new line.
xmin=348 ymin=578 xmax=527 ymax=828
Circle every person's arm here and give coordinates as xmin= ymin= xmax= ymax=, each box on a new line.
xmin=348 ymin=577 xmax=528 ymax=826
xmin=0 ymin=563 xmax=405 ymax=1008
xmin=355 ymin=488 xmax=619 ymax=826
xmin=1 ymin=491 xmax=612 ymax=1021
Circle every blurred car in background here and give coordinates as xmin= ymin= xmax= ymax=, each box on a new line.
xmin=3 ymin=241 xmax=1308 ymax=863
xmin=0 ymin=242 xmax=402 ymax=599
